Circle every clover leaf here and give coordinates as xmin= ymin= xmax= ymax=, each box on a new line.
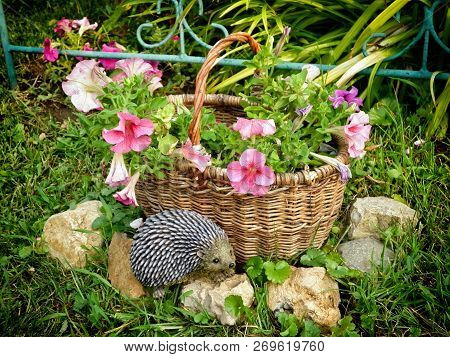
xmin=245 ymin=256 xmax=264 ymax=279
xmin=301 ymin=319 xmax=321 ymax=337
xmin=193 ymin=311 xmax=211 ymax=324
xmin=277 ymin=312 xmax=300 ymax=337
xmin=331 ymin=316 xmax=360 ymax=337
xmin=263 ymin=260 xmax=291 ymax=284
xmin=300 ymin=248 xmax=327 ymax=266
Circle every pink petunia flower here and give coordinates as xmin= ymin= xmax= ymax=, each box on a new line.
xmin=181 ymin=139 xmax=211 ymax=172
xmin=54 ymin=17 xmax=73 ymax=37
xmin=232 ymin=117 xmax=276 ymax=140
xmin=113 ymin=172 xmax=140 ymax=206
xmin=146 ymin=60 xmax=163 ymax=78
xmin=227 ymin=149 xmax=275 ymax=196
xmin=43 ymin=38 xmax=59 ymax=62
xmin=344 ymin=111 xmax=372 ymax=158
xmin=99 ymin=42 xmax=125 ymax=70
xmin=105 ymin=153 xmax=130 ymax=187
xmin=62 ymin=60 xmax=110 ymax=112
xmin=329 ymin=86 xmax=363 ymax=111
xmin=310 ymin=152 xmax=351 ymax=182
xmin=72 ymin=17 xmax=98 ymax=36
xmin=76 ymin=42 xmax=94 ymax=61
xmin=102 ymin=112 xmax=154 ymax=154
xmin=112 ymin=58 xmax=162 ymax=83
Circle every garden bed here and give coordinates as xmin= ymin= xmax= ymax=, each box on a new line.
xmin=0 ymin=0 xmax=448 ymax=337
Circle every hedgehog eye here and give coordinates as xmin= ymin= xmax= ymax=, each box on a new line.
xmin=212 ymin=258 xmax=220 ymax=264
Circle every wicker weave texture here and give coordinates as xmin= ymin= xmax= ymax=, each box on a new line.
xmin=136 ymin=171 xmax=345 ymax=262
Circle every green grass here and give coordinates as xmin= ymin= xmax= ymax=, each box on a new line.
xmin=0 ymin=0 xmax=448 ymax=337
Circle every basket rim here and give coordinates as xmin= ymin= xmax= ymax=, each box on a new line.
xmin=167 ymin=93 xmax=349 ymax=187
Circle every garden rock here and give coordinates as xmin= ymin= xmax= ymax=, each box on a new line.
xmin=108 ymin=232 xmax=146 ymax=298
xmin=337 ymin=237 xmax=394 ymax=273
xmin=349 ymin=196 xmax=418 ymax=240
xmin=267 ymin=266 xmax=340 ymax=329
xmin=43 ymin=200 xmax=103 ymax=268
xmin=181 ymin=274 xmax=254 ymax=326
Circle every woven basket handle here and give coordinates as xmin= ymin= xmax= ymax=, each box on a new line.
xmin=187 ymin=32 xmax=261 ymax=145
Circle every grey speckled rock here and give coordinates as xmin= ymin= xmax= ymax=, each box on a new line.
xmin=349 ymin=197 xmax=418 ymax=240
xmin=337 ymin=237 xmax=394 ymax=272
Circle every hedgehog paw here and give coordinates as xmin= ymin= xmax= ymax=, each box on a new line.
xmin=153 ymin=287 xmax=165 ymax=299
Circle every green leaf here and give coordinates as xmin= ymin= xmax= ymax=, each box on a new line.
xmin=426 ymin=79 xmax=450 ymax=139
xmin=245 ymin=256 xmax=264 ymax=279
xmin=263 ymin=261 xmax=291 ymax=284
xmin=0 ymin=256 xmax=10 ymax=266
xmin=277 ymin=312 xmax=300 ymax=337
xmin=208 ymin=68 xmax=256 ymax=93
xmin=59 ymin=319 xmax=69 ymax=334
xmin=18 ymin=246 xmax=32 ymax=258
xmin=202 ymin=130 xmax=217 ymax=141
xmin=352 ymin=0 xmax=411 ymax=54
xmin=368 ymin=106 xmax=392 ymax=126
xmin=100 ymin=197 xmax=113 ymax=221
xmin=280 ymin=323 xmax=298 ymax=337
xmin=13 ymin=123 xmax=25 ymax=143
xmin=91 ymin=216 xmax=106 ymax=230
xmin=158 ymin=134 xmax=178 ymax=155
xmin=114 ymin=313 xmax=137 ymax=322
xmin=330 ymin=0 xmax=384 ymax=61
xmin=331 ymin=316 xmax=360 ymax=337
xmin=301 ymin=319 xmax=321 ymax=337
xmin=300 ymin=249 xmax=327 ymax=267
xmin=224 ymin=295 xmax=245 ymax=318
xmin=387 ymin=168 xmax=401 ymax=179
xmin=193 ymin=311 xmax=210 ymax=324
xmin=179 ymin=289 xmax=193 ymax=302
xmin=392 ymin=194 xmax=407 ymax=205
xmin=156 ymin=103 xmax=176 ymax=122
xmin=327 ymin=265 xmax=351 ymax=279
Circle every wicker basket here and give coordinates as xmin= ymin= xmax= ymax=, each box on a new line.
xmin=136 ymin=33 xmax=349 ymax=263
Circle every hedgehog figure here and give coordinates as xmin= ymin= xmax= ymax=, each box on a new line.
xmin=130 ymin=209 xmax=236 ymax=299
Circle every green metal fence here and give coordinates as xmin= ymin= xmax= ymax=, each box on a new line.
xmin=1 ymin=0 xmax=449 ymax=89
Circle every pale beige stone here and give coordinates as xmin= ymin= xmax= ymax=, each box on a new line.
xmin=108 ymin=233 xmax=146 ymax=298
xmin=267 ymin=266 xmax=340 ymax=329
xmin=349 ymin=197 xmax=418 ymax=240
xmin=181 ymin=274 xmax=254 ymax=326
xmin=43 ymin=201 xmax=103 ymax=268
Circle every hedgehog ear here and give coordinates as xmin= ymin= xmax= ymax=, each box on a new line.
xmin=197 ymin=249 xmax=206 ymax=259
